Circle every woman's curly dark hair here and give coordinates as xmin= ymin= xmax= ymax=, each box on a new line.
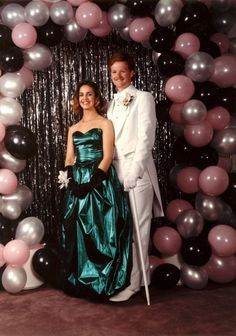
xmin=71 ymin=80 xmax=106 ymax=118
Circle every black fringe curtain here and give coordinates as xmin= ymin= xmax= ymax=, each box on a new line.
xmin=18 ymin=32 xmax=173 ymax=239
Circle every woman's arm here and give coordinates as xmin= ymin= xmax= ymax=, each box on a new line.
xmin=65 ymin=126 xmax=75 ymax=166
xmin=98 ymin=119 xmax=114 ymax=172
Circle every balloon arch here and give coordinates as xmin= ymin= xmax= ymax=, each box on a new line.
xmin=0 ymin=0 xmax=236 ymax=293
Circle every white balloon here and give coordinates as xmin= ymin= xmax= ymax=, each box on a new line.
xmin=0 ymin=97 xmax=23 ymax=126
xmin=50 ymin=1 xmax=74 ymax=25
xmin=24 ymin=0 xmax=50 ymax=27
xmin=1 ymin=199 xmax=22 ymax=220
xmin=23 ymin=43 xmax=52 ymax=71
xmin=1 ymin=3 xmax=25 ymax=28
xmin=2 ymin=185 xmax=33 ymax=210
xmin=15 ymin=216 xmax=45 ymax=247
xmin=2 ymin=266 xmax=27 ymax=294
xmin=64 ymin=19 xmax=88 ymax=43
xmin=0 ymin=73 xmax=26 ymax=98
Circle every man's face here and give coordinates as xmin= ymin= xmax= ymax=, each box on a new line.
xmin=110 ymin=61 xmax=134 ymax=92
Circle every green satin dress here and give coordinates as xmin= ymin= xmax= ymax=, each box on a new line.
xmin=60 ymin=128 xmax=132 ymax=298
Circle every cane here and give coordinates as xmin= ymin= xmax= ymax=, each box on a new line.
xmin=129 ymin=189 xmax=150 ymax=306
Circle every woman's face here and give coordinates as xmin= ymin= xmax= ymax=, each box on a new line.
xmin=110 ymin=61 xmax=134 ymax=92
xmin=79 ymin=85 xmax=96 ymax=110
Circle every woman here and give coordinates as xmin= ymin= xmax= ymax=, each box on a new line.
xmin=59 ymin=80 xmax=132 ymax=299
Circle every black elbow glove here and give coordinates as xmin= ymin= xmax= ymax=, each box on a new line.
xmin=90 ymin=168 xmax=108 ymax=188
xmin=69 ymin=180 xmax=92 ymax=199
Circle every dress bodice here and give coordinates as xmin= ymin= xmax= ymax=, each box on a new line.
xmin=73 ymin=128 xmax=103 ymax=166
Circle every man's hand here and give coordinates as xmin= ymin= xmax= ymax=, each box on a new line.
xmin=124 ymin=174 xmax=138 ymax=191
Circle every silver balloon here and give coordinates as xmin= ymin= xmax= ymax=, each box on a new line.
xmin=0 ymin=73 xmax=26 ymax=98
xmin=181 ymin=263 xmax=208 ymax=290
xmin=154 ymin=0 xmax=182 ymax=27
xmin=195 ymin=192 xmax=224 ymax=221
xmin=15 ymin=216 xmax=45 ymax=247
xmin=185 ymin=52 xmax=215 ymax=83
xmin=23 ymin=43 xmax=52 ymax=71
xmin=64 ymin=19 xmax=88 ymax=43
xmin=24 ymin=0 xmax=50 ymax=27
xmin=1 ymin=199 xmax=22 ymax=220
xmin=0 ymin=97 xmax=23 ymax=126
xmin=50 ymin=1 xmax=74 ymax=25
xmin=0 ymin=145 xmax=26 ymax=173
xmin=118 ymin=26 xmax=132 ymax=41
xmin=2 ymin=266 xmax=27 ymax=294
xmin=2 ymin=185 xmax=33 ymax=210
xmin=108 ymin=4 xmax=131 ymax=29
xmin=176 ymin=209 xmax=204 ymax=239
xmin=211 ymin=128 xmax=236 ymax=155
xmin=1 ymin=3 xmax=25 ymax=28
xmin=181 ymin=99 xmax=207 ymax=125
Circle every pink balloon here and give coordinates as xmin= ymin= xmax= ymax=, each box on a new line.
xmin=12 ymin=23 xmax=37 ymax=49
xmin=217 ymin=155 xmax=232 ymax=172
xmin=129 ymin=17 xmax=155 ymax=42
xmin=199 ymin=166 xmax=229 ymax=196
xmin=149 ymin=255 xmax=164 ymax=276
xmin=0 ymin=244 xmax=5 ymax=267
xmin=166 ymin=199 xmax=193 ymax=223
xmin=210 ymin=54 xmax=236 ymax=88
xmin=3 ymin=239 xmax=30 ymax=267
xmin=206 ymin=106 xmax=230 ymax=130
xmin=90 ymin=11 xmax=112 ymax=37
xmin=165 ymin=75 xmax=195 ymax=103
xmin=75 ymin=2 xmax=102 ymax=29
xmin=204 ymin=254 xmax=236 ymax=283
xmin=210 ymin=32 xmax=229 ymax=54
xmin=169 ymin=103 xmax=185 ymax=124
xmin=0 ymin=121 xmax=6 ymax=142
xmin=0 ymin=168 xmax=18 ymax=195
xmin=16 ymin=67 xmax=34 ymax=88
xmin=176 ymin=166 xmax=201 ymax=194
xmin=184 ymin=120 xmax=213 ymax=147
xmin=173 ymin=33 xmax=200 ymax=59
xmin=208 ymin=225 xmax=236 ymax=257
xmin=153 ymin=226 xmax=182 ymax=256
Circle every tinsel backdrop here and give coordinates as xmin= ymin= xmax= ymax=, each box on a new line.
xmin=18 ymin=33 xmax=172 ymax=239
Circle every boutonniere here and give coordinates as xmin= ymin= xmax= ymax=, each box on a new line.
xmin=117 ymin=92 xmax=134 ymax=108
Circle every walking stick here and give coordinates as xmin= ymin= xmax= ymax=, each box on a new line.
xmin=129 ymin=189 xmax=150 ymax=306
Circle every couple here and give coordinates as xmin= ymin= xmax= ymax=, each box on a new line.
xmin=59 ymin=51 xmax=164 ymax=302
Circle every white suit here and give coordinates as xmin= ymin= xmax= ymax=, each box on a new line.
xmin=107 ymin=84 xmax=164 ymax=291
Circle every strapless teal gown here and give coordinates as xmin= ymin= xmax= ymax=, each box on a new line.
xmin=60 ymin=128 xmax=132 ymax=298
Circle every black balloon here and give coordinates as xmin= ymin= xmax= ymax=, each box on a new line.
xmin=171 ymin=137 xmax=195 ymax=164
xmin=126 ymin=0 xmax=155 ymax=17
xmin=200 ymin=39 xmax=221 ymax=58
xmin=0 ymin=46 xmax=24 ymax=72
xmin=176 ymin=2 xmax=211 ymax=37
xmin=217 ymin=87 xmax=236 ymax=115
xmin=4 ymin=125 xmax=37 ymax=160
xmin=92 ymin=0 xmax=115 ymax=11
xmin=181 ymin=237 xmax=211 ymax=266
xmin=37 ymin=19 xmax=64 ymax=47
xmin=0 ymin=24 xmax=14 ymax=50
xmin=149 ymin=28 xmax=176 ymax=53
xmin=0 ymin=214 xmax=20 ymax=245
xmin=32 ymin=247 xmax=60 ymax=285
xmin=151 ymin=263 xmax=180 ymax=289
xmin=190 ymin=146 xmax=219 ymax=169
xmin=221 ymin=172 xmax=236 ymax=209
xmin=157 ymin=51 xmax=185 ymax=77
xmin=192 ymin=81 xmax=220 ymax=109
xmin=156 ymin=100 xmax=171 ymax=122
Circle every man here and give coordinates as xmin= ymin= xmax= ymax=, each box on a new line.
xmin=107 ymin=51 xmax=164 ymax=302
